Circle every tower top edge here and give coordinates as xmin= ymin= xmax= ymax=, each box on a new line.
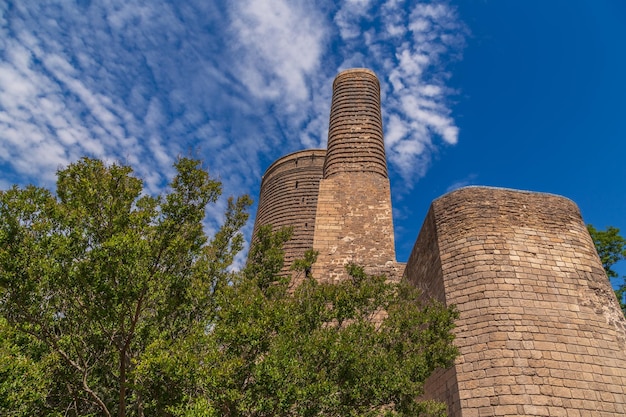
xmin=334 ymin=68 xmax=379 ymax=85
xmin=261 ymin=148 xmax=326 ymax=180
xmin=435 ymin=185 xmax=578 ymax=206
xmin=336 ymin=68 xmax=378 ymax=77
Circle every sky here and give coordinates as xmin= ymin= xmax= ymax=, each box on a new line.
xmin=1 ymin=1 xmax=625 ymax=283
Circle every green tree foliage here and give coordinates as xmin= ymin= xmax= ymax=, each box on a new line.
xmin=0 ymin=158 xmax=459 ymax=416
xmin=0 ymin=316 xmax=55 ymax=416
xmin=587 ymin=224 xmax=626 ymax=314
xmin=0 ymin=157 xmax=251 ymax=416
xmin=143 ymin=228 xmax=459 ymax=417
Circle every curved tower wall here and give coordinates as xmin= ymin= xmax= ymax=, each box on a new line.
xmin=323 ymin=68 xmax=387 ymax=179
xmin=405 ymin=187 xmax=626 ymax=417
xmin=252 ymin=149 xmax=326 ymax=277
xmin=312 ymin=68 xmax=400 ymax=281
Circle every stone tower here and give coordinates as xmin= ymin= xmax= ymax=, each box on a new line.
xmin=252 ymin=68 xmax=401 ymax=282
xmin=406 ymin=187 xmax=626 ymax=416
xmin=251 ymin=68 xmax=626 ymax=416
xmin=311 ymin=68 xmax=400 ymax=281
xmin=253 ymin=149 xmax=325 ymax=278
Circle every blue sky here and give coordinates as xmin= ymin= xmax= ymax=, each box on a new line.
xmin=1 ymin=1 xmax=625 ymax=282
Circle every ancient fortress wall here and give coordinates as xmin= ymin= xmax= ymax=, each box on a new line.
xmin=253 ymin=149 xmax=326 ymax=277
xmin=251 ymin=68 xmax=626 ymax=416
xmin=405 ymin=187 xmax=626 ymax=416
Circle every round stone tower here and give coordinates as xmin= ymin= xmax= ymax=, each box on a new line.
xmin=252 ymin=149 xmax=326 ymax=277
xmin=323 ymin=68 xmax=387 ymax=179
xmin=311 ymin=68 xmax=400 ymax=281
xmin=250 ymin=68 xmax=402 ymax=283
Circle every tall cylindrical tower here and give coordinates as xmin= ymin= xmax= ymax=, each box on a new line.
xmin=311 ymin=69 xmax=400 ymax=282
xmin=252 ymin=149 xmax=326 ymax=278
xmin=323 ymin=68 xmax=387 ymax=178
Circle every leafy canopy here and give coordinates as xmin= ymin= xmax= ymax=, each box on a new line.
xmin=151 ymin=231 xmax=459 ymax=417
xmin=0 ymin=157 xmax=459 ymax=417
xmin=0 ymin=157 xmax=250 ymax=416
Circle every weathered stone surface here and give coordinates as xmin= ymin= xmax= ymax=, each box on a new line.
xmin=253 ymin=149 xmax=325 ymax=278
xmin=405 ymin=187 xmax=626 ymax=416
xmin=310 ymin=68 xmax=401 ymax=281
xmin=311 ymin=172 xmax=399 ymax=282
xmin=323 ymin=68 xmax=387 ymax=179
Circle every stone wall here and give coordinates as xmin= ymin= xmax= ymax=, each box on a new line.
xmin=405 ymin=186 xmax=626 ymax=417
xmin=311 ymin=172 xmax=400 ymax=282
xmin=252 ymin=149 xmax=326 ymax=277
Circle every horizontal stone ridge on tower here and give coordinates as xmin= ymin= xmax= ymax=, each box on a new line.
xmin=405 ymin=186 xmax=626 ymax=417
xmin=323 ymin=68 xmax=387 ymax=179
xmin=252 ymin=149 xmax=326 ymax=277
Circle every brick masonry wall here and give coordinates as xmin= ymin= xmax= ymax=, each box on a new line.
xmin=252 ymin=149 xmax=326 ymax=277
xmin=405 ymin=186 xmax=626 ymax=417
xmin=310 ymin=68 xmax=402 ymax=282
xmin=311 ymin=172 xmax=401 ymax=282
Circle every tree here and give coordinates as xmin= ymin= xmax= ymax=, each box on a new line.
xmin=141 ymin=227 xmax=459 ymax=417
xmin=1 ymin=157 xmax=459 ymax=416
xmin=0 ymin=157 xmax=251 ymax=416
xmin=587 ymin=224 xmax=626 ymax=314
xmin=0 ymin=316 xmax=54 ymax=416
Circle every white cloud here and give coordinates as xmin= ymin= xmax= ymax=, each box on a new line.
xmin=385 ymin=114 xmax=409 ymax=147
xmin=334 ymin=0 xmax=374 ymax=40
xmin=0 ymin=1 xmax=223 ymax=195
xmin=381 ymin=0 xmax=407 ymax=39
xmin=229 ymin=0 xmax=327 ymax=103
xmin=0 ymin=0 xmax=466 ymax=253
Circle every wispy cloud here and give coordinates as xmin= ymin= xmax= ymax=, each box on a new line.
xmin=229 ymin=0 xmax=326 ymax=102
xmin=446 ymin=174 xmax=478 ymax=193
xmin=0 ymin=0 xmax=466 ymax=253
xmin=275 ymin=0 xmax=468 ymax=185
